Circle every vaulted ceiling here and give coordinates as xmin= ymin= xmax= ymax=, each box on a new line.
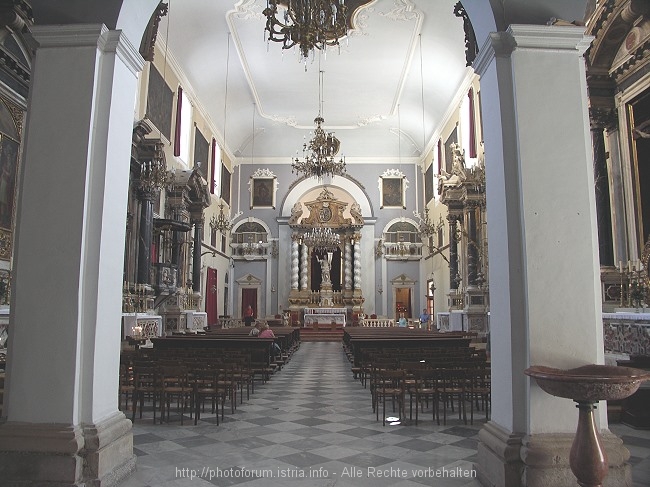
xmin=28 ymin=0 xmax=594 ymax=165
xmin=158 ymin=0 xmax=470 ymax=163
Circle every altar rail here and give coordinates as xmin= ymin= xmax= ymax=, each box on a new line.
xmin=361 ymin=319 xmax=395 ymax=327
xmin=219 ymin=318 xmax=245 ymax=328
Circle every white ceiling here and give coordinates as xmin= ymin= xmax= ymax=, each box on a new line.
xmin=158 ymin=0 xmax=469 ymax=164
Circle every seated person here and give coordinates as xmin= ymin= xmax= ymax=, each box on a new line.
xmin=249 ymin=322 xmax=262 ymax=336
xmin=258 ymin=323 xmax=281 ymax=355
xmin=398 ymin=313 xmax=407 ymax=327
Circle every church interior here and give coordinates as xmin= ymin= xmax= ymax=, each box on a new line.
xmin=0 ymin=1 xmax=650 ymax=486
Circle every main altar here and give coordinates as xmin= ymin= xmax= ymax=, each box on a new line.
xmin=286 ymin=189 xmax=365 ymax=325
xmin=303 ymin=307 xmax=347 ymax=327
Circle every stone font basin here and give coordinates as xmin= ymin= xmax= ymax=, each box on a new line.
xmin=524 ymin=364 xmax=650 ymax=402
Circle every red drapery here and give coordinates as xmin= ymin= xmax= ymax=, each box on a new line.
xmin=173 ymin=85 xmax=183 ymax=157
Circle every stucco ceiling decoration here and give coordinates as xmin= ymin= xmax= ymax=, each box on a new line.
xmin=228 ymin=0 xmax=423 ymax=131
xmin=153 ymin=1 xmax=469 ymax=160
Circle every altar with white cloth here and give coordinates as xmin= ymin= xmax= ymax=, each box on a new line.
xmin=303 ymin=307 xmax=347 ymax=328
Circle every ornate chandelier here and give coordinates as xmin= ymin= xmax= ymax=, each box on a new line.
xmin=292 ymin=70 xmax=346 ymax=179
xmin=302 ymin=225 xmax=340 ymax=251
xmin=263 ymin=0 xmax=349 ymax=64
xmin=413 ymin=207 xmax=442 ymax=238
xmin=292 ymin=115 xmax=346 ymax=179
xmin=210 ymin=203 xmax=237 ymax=234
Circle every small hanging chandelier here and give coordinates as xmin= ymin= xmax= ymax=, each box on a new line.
xmin=302 ymin=225 xmax=340 ymax=251
xmin=263 ymin=0 xmax=349 ymax=65
xmin=291 ymin=70 xmax=346 ymax=179
xmin=210 ymin=203 xmax=236 ymax=234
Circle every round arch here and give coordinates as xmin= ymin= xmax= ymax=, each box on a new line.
xmin=281 ymin=175 xmax=373 ymax=218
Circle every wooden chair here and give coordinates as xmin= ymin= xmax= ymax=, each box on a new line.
xmin=133 ymin=363 xmax=160 ymax=423
xmin=438 ymin=368 xmax=467 ymax=425
xmin=374 ymin=369 xmax=406 ymax=426
xmin=118 ymin=362 xmax=136 ymax=421
xmin=193 ymin=366 xmax=226 ymax=425
xmin=159 ymin=365 xmax=193 ymax=424
xmin=409 ymin=369 xmax=439 ymax=425
xmin=466 ymin=366 xmax=491 ymax=424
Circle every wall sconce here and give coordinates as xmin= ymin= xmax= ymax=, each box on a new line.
xmin=271 ymin=285 xmax=276 ymax=293
xmin=377 ymin=284 xmax=383 ymax=294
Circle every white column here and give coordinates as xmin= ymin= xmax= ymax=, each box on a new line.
xmin=344 ymin=238 xmax=352 ymax=290
xmin=300 ymin=242 xmax=309 ymax=290
xmin=291 ymin=237 xmax=299 ymax=290
xmin=0 ymin=25 xmax=143 ymax=485
xmin=474 ymin=25 xmax=627 ymax=486
xmin=353 ymin=237 xmax=361 ymax=290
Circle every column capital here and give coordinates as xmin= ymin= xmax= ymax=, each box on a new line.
xmin=474 ymin=25 xmax=593 ymax=76
xmin=31 ymin=24 xmax=144 ymax=75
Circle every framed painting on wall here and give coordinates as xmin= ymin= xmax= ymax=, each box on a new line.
xmin=193 ymin=127 xmax=209 ymax=180
xmin=378 ymin=169 xmax=409 ymax=209
xmin=0 ymin=134 xmax=19 ymax=260
xmin=424 ymin=162 xmax=434 ymax=204
xmin=220 ymin=164 xmax=231 ymax=206
xmin=444 ymin=127 xmax=458 ymax=174
xmin=145 ymin=65 xmax=173 ymax=141
xmin=251 ymin=178 xmax=275 ymax=209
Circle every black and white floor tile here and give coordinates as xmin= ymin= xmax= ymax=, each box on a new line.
xmin=119 ymin=342 xmax=650 ymax=487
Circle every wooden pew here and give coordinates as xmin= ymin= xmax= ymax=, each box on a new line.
xmin=343 ymin=328 xmax=474 ymax=367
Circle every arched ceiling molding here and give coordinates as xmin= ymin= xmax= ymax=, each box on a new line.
xmin=586 ymin=0 xmax=650 ymax=73
xmin=281 ymin=175 xmax=372 ymax=218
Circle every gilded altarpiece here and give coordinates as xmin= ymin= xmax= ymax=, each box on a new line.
xmin=287 ymin=188 xmax=365 ymax=325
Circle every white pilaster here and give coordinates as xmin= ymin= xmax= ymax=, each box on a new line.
xmin=474 ymin=25 xmax=627 ymax=486
xmin=0 ymin=24 xmax=143 ymax=486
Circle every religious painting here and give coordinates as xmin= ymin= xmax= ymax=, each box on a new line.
xmin=444 ymin=126 xmax=458 ymax=174
xmin=220 ymin=164 xmax=231 ymax=206
xmin=0 ymin=133 xmax=18 ymax=261
xmin=0 ymin=135 xmax=19 ymax=231
xmin=145 ymin=65 xmax=173 ymax=141
xmin=251 ymin=177 xmax=275 ymax=209
xmin=380 ymin=177 xmax=405 ymax=209
xmin=424 ymin=162 xmax=434 ymax=204
xmin=193 ymin=127 xmax=209 ymax=181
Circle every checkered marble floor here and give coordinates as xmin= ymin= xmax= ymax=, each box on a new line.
xmin=119 ymin=342 xmax=650 ymax=487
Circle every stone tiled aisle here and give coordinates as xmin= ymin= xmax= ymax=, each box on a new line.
xmin=120 ymin=342 xmax=650 ymax=487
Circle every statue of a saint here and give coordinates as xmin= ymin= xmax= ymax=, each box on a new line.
xmin=319 ymin=258 xmax=331 ymax=285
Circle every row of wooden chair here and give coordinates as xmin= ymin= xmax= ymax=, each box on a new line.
xmin=357 ymin=351 xmax=490 ymax=426
xmin=119 ymin=343 xmax=299 ymax=425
